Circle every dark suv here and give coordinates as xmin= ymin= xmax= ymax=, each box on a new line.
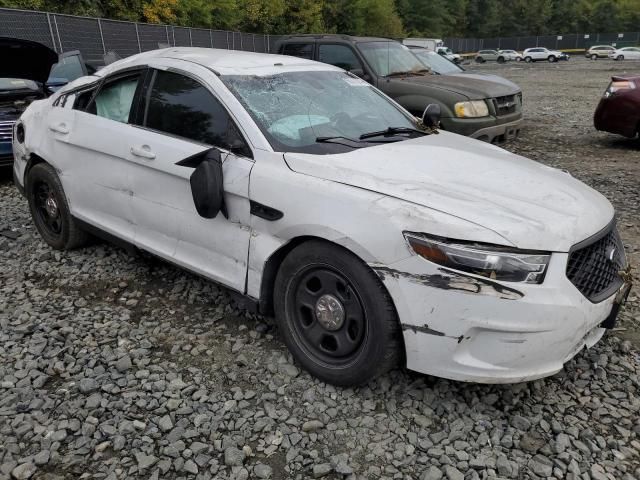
xmin=276 ymin=35 xmax=523 ymax=142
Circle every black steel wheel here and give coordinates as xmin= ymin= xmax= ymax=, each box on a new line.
xmin=26 ymin=163 xmax=89 ymax=250
xmin=274 ymin=241 xmax=402 ymax=386
xmin=289 ymin=266 xmax=366 ymax=365
xmin=32 ymin=180 xmax=63 ymax=237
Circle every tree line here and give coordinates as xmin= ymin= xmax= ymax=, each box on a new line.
xmin=1 ymin=0 xmax=639 ymax=39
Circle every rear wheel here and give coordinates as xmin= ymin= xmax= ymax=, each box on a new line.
xmin=274 ymin=241 xmax=402 ymax=386
xmin=26 ymin=163 xmax=89 ymax=250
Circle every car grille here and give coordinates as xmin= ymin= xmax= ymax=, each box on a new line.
xmin=566 ymin=226 xmax=626 ymax=302
xmin=0 ymin=120 xmax=15 ymax=143
xmin=493 ymin=95 xmax=519 ymax=116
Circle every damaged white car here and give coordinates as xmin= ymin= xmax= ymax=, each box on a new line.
xmin=13 ymin=48 xmax=632 ymax=386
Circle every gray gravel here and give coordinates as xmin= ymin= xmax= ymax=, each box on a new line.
xmin=1 ymin=56 xmax=639 ymax=479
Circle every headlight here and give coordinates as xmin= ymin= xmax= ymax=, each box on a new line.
xmin=454 ymin=100 xmax=489 ymax=118
xmin=404 ymin=232 xmax=550 ymax=284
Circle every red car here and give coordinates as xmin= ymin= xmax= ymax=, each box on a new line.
xmin=594 ymin=75 xmax=640 ymax=138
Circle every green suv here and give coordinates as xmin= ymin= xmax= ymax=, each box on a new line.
xmin=276 ymin=35 xmax=523 ymax=142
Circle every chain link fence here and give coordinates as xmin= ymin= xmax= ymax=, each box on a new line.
xmin=445 ymin=32 xmax=640 ymax=54
xmin=0 ymin=7 xmax=285 ymax=66
xmin=3 ymin=7 xmax=639 ymax=62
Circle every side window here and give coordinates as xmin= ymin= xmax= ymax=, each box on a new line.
xmin=74 ymin=87 xmax=97 ymax=112
xmin=144 ymin=70 xmax=249 ymax=156
xmin=93 ymin=75 xmax=140 ymax=123
xmin=318 ymin=44 xmax=362 ymax=71
xmin=282 ymin=43 xmax=314 ymax=59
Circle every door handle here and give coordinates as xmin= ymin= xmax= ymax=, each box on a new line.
xmin=130 ymin=145 xmax=156 ymax=160
xmin=48 ymin=123 xmax=69 ymax=134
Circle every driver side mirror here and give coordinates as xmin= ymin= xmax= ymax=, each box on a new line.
xmin=178 ymin=149 xmax=227 ymax=219
xmin=422 ymin=104 xmax=441 ymax=129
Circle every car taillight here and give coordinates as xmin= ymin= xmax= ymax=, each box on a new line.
xmin=605 ymin=80 xmax=635 ymax=97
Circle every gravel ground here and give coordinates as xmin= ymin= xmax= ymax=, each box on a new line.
xmin=1 ymin=57 xmax=639 ymax=480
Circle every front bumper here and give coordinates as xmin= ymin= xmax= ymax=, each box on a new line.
xmin=374 ymin=252 xmax=623 ymax=383
xmin=442 ymin=115 xmax=523 ymax=143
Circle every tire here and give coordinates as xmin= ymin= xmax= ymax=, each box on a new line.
xmin=516 ymin=57 xmax=522 ymax=62
xmin=591 ymin=54 xmax=598 ymax=60
xmin=475 ymin=57 xmax=483 ymax=63
xmin=548 ymin=55 xmax=557 ymax=63
xmin=617 ymin=55 xmax=624 ymax=61
xmin=273 ymin=240 xmax=402 ymax=386
xmin=26 ymin=162 xmax=89 ymax=250
xmin=497 ymin=56 xmax=505 ymax=64
xmin=524 ymin=56 xmax=532 ymax=63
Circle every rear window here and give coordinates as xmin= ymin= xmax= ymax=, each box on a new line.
xmin=281 ymin=43 xmax=314 ymax=59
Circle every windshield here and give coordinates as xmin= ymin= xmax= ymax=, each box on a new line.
xmin=0 ymin=78 xmax=39 ymax=92
xmin=222 ymin=70 xmax=418 ymax=154
xmin=411 ymin=50 xmax=463 ymax=74
xmin=358 ymin=41 xmax=426 ymax=77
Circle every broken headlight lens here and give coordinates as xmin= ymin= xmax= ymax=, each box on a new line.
xmin=454 ymin=100 xmax=489 ymax=118
xmin=404 ymin=232 xmax=550 ymax=284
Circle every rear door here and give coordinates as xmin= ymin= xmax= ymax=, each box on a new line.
xmin=129 ymin=62 xmax=254 ymax=292
xmin=56 ymin=69 xmax=146 ymax=239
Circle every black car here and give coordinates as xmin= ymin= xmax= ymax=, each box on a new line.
xmin=276 ymin=35 xmax=523 ymax=143
xmin=0 ymin=38 xmax=90 ymax=166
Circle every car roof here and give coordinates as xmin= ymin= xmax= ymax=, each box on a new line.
xmin=278 ymin=34 xmax=394 ymax=44
xmin=95 ymin=47 xmax=340 ymax=77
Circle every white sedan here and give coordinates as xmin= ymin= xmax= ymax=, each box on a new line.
xmin=610 ymin=47 xmax=640 ymax=60
xmin=523 ymin=47 xmax=568 ymax=62
xmin=12 ymin=48 xmax=631 ymax=386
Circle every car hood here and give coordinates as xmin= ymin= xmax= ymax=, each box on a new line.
xmin=283 ymin=132 xmax=613 ymax=252
xmin=399 ymin=72 xmax=520 ymax=99
xmin=0 ymin=37 xmax=58 ymax=85
xmin=447 ymin=72 xmax=520 ymax=94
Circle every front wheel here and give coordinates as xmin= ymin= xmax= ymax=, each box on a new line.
xmin=591 ymin=54 xmax=598 ymax=60
xmin=475 ymin=57 xmax=484 ymax=63
xmin=524 ymin=56 xmax=532 ymax=63
xmin=617 ymin=55 xmax=624 ymax=61
xmin=26 ymin=163 xmax=89 ymax=250
xmin=548 ymin=55 xmax=557 ymax=63
xmin=516 ymin=57 xmax=522 ymax=62
xmin=274 ymin=241 xmax=402 ymax=386
xmin=497 ymin=56 xmax=505 ymax=64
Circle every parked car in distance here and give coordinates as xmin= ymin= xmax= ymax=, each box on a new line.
xmin=499 ymin=50 xmax=523 ymax=61
xmin=609 ymin=47 xmax=640 ymax=61
xmin=436 ymin=46 xmax=462 ymax=64
xmin=13 ymin=47 xmax=631 ymax=386
xmin=0 ymin=38 xmax=88 ymax=166
xmin=594 ymin=75 xmax=640 ymax=138
xmin=277 ymin=35 xmax=523 ymax=143
xmin=585 ymin=45 xmax=616 ymax=60
xmin=523 ymin=47 xmax=569 ymax=62
xmin=475 ymin=50 xmax=510 ymax=63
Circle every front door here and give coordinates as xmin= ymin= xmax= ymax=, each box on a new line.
xmin=129 ymin=65 xmax=254 ymax=292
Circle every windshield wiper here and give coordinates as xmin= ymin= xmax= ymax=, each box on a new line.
xmin=358 ymin=127 xmax=428 ymax=140
xmin=315 ymin=136 xmax=366 ymax=148
xmin=385 ymin=70 xmax=429 ymax=77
